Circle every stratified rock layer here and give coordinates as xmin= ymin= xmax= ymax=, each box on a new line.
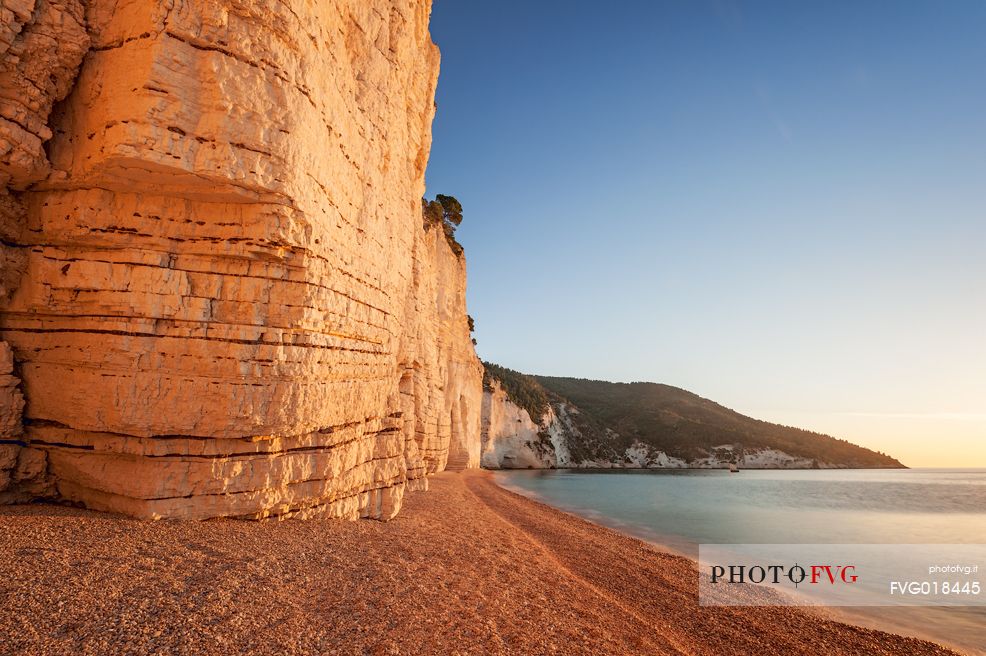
xmin=1 ymin=0 xmax=89 ymax=502
xmin=0 ymin=0 xmax=483 ymax=519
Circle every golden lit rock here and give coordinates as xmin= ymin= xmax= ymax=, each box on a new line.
xmin=0 ymin=0 xmax=482 ymax=519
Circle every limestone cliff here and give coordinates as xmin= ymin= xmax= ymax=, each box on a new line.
xmin=481 ymin=379 xmax=568 ymax=469
xmin=0 ymin=0 xmax=483 ymax=519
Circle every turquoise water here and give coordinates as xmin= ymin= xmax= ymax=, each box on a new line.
xmin=495 ymin=468 xmax=986 ymax=552
xmin=495 ymin=468 xmax=986 ymax=654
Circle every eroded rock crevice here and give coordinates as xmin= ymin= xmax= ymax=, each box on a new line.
xmin=0 ymin=0 xmax=90 ymax=499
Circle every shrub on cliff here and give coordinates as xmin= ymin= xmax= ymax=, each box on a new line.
xmin=422 ymin=194 xmax=464 ymax=256
xmin=422 ymin=197 xmax=442 ymax=229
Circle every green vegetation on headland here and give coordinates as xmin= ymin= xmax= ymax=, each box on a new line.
xmin=482 ymin=362 xmax=904 ymax=468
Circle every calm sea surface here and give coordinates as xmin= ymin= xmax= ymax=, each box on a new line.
xmin=495 ymin=468 xmax=986 ymax=654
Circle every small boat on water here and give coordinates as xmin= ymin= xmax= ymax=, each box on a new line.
xmin=728 ymin=463 xmax=739 ymax=473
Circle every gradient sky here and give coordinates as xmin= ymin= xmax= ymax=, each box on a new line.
xmin=424 ymin=1 xmax=986 ymax=467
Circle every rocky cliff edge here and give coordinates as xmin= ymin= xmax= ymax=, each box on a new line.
xmin=0 ymin=0 xmax=483 ymax=519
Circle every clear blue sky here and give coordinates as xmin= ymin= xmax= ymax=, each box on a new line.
xmin=425 ymin=1 xmax=986 ymax=466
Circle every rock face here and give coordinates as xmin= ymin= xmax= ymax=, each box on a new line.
xmin=480 ymin=379 xmax=552 ymax=469
xmin=0 ymin=0 xmax=483 ymax=519
xmin=480 ymin=379 xmax=578 ymax=469
xmin=1 ymin=0 xmax=89 ymax=503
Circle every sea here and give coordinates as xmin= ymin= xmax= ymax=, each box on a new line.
xmin=495 ymin=468 xmax=986 ymax=655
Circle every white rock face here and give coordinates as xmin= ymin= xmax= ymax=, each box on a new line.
xmin=740 ymin=448 xmax=814 ymax=468
xmin=480 ymin=380 xmax=552 ymax=469
xmin=543 ymin=404 xmax=574 ymax=467
xmin=688 ymin=445 xmax=827 ymax=469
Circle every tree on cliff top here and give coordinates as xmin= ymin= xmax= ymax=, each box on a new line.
xmin=422 ymin=194 xmax=464 ymax=256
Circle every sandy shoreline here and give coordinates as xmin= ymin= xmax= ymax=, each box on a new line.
xmin=0 ymin=471 xmax=960 ymax=655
